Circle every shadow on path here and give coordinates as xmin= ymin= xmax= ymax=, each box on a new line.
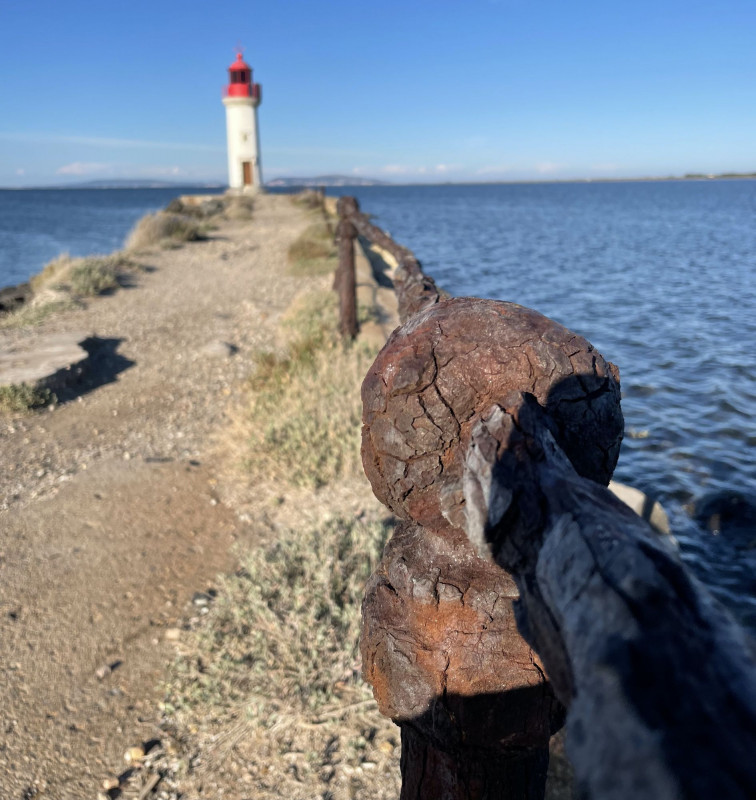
xmin=55 ymin=336 xmax=135 ymax=402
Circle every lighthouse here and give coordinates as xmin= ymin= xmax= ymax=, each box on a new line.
xmin=222 ymin=51 xmax=263 ymax=192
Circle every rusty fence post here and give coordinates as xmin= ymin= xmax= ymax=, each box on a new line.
xmin=335 ymin=197 xmax=359 ymax=340
xmin=358 ymin=295 xmax=627 ymax=798
xmin=360 ymin=292 xmax=756 ymax=799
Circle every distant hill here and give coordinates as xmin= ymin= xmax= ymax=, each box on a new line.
xmin=266 ymin=175 xmax=389 ymax=188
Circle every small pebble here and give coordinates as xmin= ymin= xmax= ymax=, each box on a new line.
xmin=125 ymin=745 xmax=145 ymax=764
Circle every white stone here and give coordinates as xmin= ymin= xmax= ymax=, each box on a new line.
xmin=609 ymin=480 xmax=672 ymax=537
xmin=0 ymin=331 xmax=89 ymax=388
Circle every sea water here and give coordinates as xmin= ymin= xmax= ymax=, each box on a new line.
xmin=2 ymin=181 xmax=755 ymax=629
xmin=0 ymin=187 xmax=223 ymax=288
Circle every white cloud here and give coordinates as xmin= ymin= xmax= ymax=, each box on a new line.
xmin=55 ymin=163 xmax=193 ymax=179
xmin=536 ymin=161 xmax=564 ymax=175
xmin=15 ymin=168 xmax=25 ymax=176
xmin=475 ymin=165 xmax=514 ymax=176
xmin=590 ymin=163 xmax=620 ymax=173
xmin=56 ymin=162 xmax=110 ymax=176
xmin=0 ymin=132 xmax=222 ymax=153
xmin=380 ymin=163 xmax=460 ymax=176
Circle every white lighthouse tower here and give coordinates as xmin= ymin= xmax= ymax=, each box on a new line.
xmin=222 ymin=51 xmax=263 ymax=192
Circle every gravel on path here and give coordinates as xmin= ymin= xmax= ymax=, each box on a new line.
xmin=0 ymin=194 xmax=313 ymax=798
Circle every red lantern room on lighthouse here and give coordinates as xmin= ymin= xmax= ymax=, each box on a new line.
xmin=222 ymin=51 xmax=263 ymax=191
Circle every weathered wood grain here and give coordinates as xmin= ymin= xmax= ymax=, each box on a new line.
xmin=360 ymin=517 xmax=563 ymax=799
xmin=463 ymin=397 xmax=756 ymax=800
xmin=335 ymin=217 xmax=358 ymax=339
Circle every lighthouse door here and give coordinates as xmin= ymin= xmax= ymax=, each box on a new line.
xmin=242 ymin=161 xmax=252 ymax=186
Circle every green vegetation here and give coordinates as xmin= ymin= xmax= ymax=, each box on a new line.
xmin=158 ymin=273 xmax=402 ymax=797
xmin=68 ymin=254 xmax=121 ymax=296
xmin=1 ymin=252 xmax=142 ymax=329
xmin=30 ymin=252 xmax=136 ymax=297
xmin=125 ymin=211 xmax=206 ymax=251
xmin=0 ymin=383 xmax=55 ymax=413
xmin=126 ymin=197 xmax=255 ymax=250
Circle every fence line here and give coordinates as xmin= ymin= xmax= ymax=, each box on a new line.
xmin=332 ymin=195 xmax=756 ymax=800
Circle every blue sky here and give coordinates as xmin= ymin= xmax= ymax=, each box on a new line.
xmin=1 ymin=0 xmax=754 ymax=186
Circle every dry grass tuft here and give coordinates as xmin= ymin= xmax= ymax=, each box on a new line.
xmin=224 ymin=195 xmax=256 ymax=221
xmin=160 ymin=512 xmax=401 ymax=799
xmin=67 ymin=254 xmax=122 ymax=296
xmin=31 ymin=252 xmax=137 ymax=296
xmin=242 ymin=290 xmax=377 ymax=489
xmin=165 ymin=514 xmax=392 ymax=717
xmin=290 ymin=189 xmax=326 ymax=212
xmin=125 ymin=212 xmax=205 ymax=251
xmin=1 ymin=252 xmax=141 ymax=329
xmin=0 ymin=298 xmax=81 ymax=330
xmin=287 ymin=221 xmax=337 ymax=276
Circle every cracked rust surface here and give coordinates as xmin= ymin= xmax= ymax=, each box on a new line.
xmin=359 ymin=295 xmax=623 ymax=796
xmin=361 ymin=297 xmax=623 ymax=532
xmin=361 ymin=521 xmax=563 ymax=749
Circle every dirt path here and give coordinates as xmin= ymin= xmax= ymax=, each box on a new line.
xmin=0 ymin=195 xmax=311 ymax=798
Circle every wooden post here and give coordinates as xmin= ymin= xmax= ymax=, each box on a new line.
xmin=334 ymin=195 xmax=447 ymax=322
xmin=361 ymin=520 xmax=562 ymax=800
xmin=360 ymin=297 xmax=627 ymax=798
xmin=335 ymin=217 xmax=358 ymax=340
xmin=359 ymin=291 xmax=756 ymax=798
xmin=462 ymin=397 xmax=756 ymax=800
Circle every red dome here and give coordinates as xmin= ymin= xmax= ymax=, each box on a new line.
xmin=228 ymin=52 xmax=251 ymax=72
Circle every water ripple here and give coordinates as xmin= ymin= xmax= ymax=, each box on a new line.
xmin=344 ymin=180 xmax=756 ymax=633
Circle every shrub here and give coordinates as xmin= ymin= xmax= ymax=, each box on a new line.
xmin=68 ymin=254 xmax=121 ymax=296
xmin=166 ymin=514 xmax=393 ymax=715
xmin=0 ymin=383 xmax=55 ymax=413
xmin=125 ymin=211 xmax=204 ymax=251
xmin=31 ymin=253 xmax=134 ymax=297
